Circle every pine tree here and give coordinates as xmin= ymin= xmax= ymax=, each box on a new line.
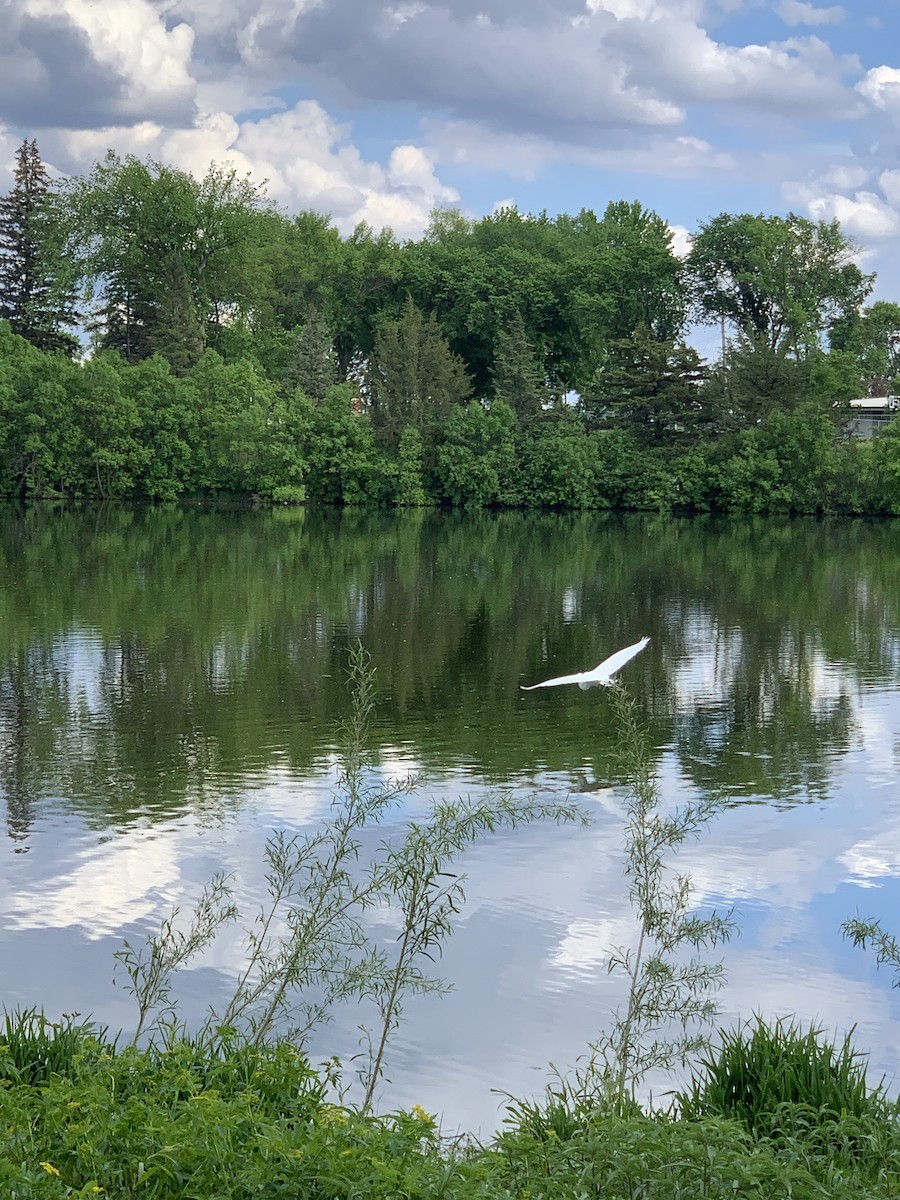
xmin=285 ymin=304 xmax=338 ymax=401
xmin=0 ymin=138 xmax=77 ymax=353
xmin=491 ymin=313 xmax=549 ymax=425
xmin=368 ymin=297 xmax=472 ymax=454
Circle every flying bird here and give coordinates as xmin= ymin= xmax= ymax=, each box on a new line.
xmin=521 ymin=636 xmax=650 ymax=691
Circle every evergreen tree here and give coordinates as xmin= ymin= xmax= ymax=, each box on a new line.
xmin=491 ymin=313 xmax=549 ymax=425
xmin=583 ymin=326 xmax=708 ymax=444
xmin=368 ymin=297 xmax=472 ymax=455
xmin=285 ymin=305 xmax=338 ymax=401
xmin=0 ymin=138 xmax=77 ymax=354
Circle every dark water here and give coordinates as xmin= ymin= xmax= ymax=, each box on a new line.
xmin=1 ymin=505 xmax=899 ymax=1132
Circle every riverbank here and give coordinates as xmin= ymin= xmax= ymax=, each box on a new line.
xmin=2 ymin=1014 xmax=897 ymax=1199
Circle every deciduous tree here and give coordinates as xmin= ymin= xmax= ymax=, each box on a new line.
xmin=687 ymin=212 xmax=872 ymax=354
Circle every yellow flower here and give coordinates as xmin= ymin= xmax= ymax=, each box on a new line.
xmin=410 ymin=1104 xmax=430 ymax=1122
xmin=39 ymin=1162 xmax=61 ymax=1177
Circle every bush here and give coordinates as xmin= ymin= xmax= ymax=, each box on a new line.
xmin=675 ymin=1016 xmax=893 ymax=1148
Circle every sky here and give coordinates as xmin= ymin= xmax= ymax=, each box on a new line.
xmin=2 ymin=0 xmax=900 ymax=334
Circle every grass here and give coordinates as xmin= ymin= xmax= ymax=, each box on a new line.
xmin=1 ymin=1012 xmax=898 ymax=1199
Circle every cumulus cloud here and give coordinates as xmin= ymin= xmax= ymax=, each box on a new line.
xmin=2 ymin=0 xmax=196 ymax=128
xmin=608 ymin=21 xmax=860 ymax=118
xmin=856 ymin=66 xmax=900 ymax=117
xmin=61 ymin=101 xmax=459 ymax=238
xmin=0 ymin=0 xmax=895 ymax=282
xmin=777 ymin=1 xmax=845 ymax=27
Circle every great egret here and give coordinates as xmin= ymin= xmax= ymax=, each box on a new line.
xmin=521 ymin=635 xmax=650 ymax=691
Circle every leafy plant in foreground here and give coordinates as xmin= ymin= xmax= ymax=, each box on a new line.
xmin=676 ymin=1016 xmax=889 ymax=1131
xmin=114 ymin=642 xmax=584 ymax=1106
xmin=583 ymin=684 xmax=734 ymax=1105
xmin=842 ymin=915 xmax=900 ymax=988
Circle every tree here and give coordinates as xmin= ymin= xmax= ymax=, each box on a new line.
xmin=65 ymin=154 xmax=270 ymax=372
xmin=285 ymin=304 xmax=337 ymax=402
xmin=401 ymin=207 xmax=574 ymax=397
xmin=583 ymin=327 xmax=708 ymax=444
xmin=491 ymin=313 xmax=550 ymax=426
xmin=687 ymin=212 xmax=872 ymax=354
xmin=0 ymin=138 xmax=77 ymax=354
xmin=562 ymin=201 xmax=688 ymax=359
xmin=829 ymin=300 xmax=900 ymax=397
xmin=368 ymin=297 xmax=472 ymax=456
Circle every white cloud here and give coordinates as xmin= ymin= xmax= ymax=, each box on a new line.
xmin=62 ymin=102 xmax=459 ymax=239
xmin=23 ymin=0 xmax=196 ymax=119
xmin=783 ymin=179 xmax=900 ymax=242
xmin=669 ymin=223 xmax=692 ymax=258
xmin=5 ymin=828 xmax=181 ymax=938
xmin=856 ymin=66 xmax=900 ymax=117
xmin=777 ymin=1 xmax=845 ymax=27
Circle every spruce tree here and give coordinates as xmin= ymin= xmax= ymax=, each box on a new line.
xmin=491 ymin=313 xmax=549 ymax=425
xmin=0 ymin=138 xmax=77 ymax=353
xmin=285 ymin=304 xmax=338 ymax=401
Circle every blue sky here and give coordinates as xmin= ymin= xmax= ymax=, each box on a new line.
xmin=2 ymin=0 xmax=900 ymax=317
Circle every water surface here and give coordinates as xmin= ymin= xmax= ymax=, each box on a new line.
xmin=1 ymin=505 xmax=899 ymax=1133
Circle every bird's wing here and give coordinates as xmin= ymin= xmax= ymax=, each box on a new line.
xmin=591 ymin=635 xmax=651 ymax=680
xmin=520 ymin=669 xmax=587 ymax=691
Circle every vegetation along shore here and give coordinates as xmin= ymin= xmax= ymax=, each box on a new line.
xmin=3 ymin=140 xmax=900 ymax=513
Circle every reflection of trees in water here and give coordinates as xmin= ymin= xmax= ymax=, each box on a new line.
xmin=0 ymin=506 xmax=898 ymax=830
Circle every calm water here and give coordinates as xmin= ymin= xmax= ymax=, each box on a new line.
xmin=1 ymin=505 xmax=899 ymax=1133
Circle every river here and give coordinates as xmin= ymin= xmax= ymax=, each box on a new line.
xmin=0 ymin=504 xmax=898 ymax=1133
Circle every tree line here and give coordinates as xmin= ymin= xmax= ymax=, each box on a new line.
xmin=2 ymin=138 xmax=900 ymax=512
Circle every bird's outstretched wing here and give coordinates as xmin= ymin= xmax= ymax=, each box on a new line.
xmin=521 ymin=635 xmax=650 ymax=691
xmin=590 ymin=635 xmax=651 ymax=680
xmin=520 ymin=669 xmax=587 ymax=691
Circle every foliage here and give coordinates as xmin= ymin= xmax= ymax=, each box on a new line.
xmin=583 ymin=326 xmax=708 ymax=444
xmin=687 ymin=211 xmax=872 ymax=354
xmin=829 ymin=300 xmax=900 ymax=397
xmin=675 ymin=1017 xmax=892 ymax=1153
xmin=0 ymin=139 xmax=78 ymax=355
xmin=2 ymin=1010 xmax=898 ymax=1199
xmin=842 ymin=916 xmax=900 ymax=988
xmin=283 ymin=303 xmax=338 ymax=401
xmin=1 ymin=151 xmax=900 ymax=513
xmin=113 ymin=642 xmax=584 ymax=1105
xmin=491 ymin=311 xmax=551 ymax=423
xmin=436 ymin=399 xmax=521 ymax=507
xmin=65 ymin=154 xmax=270 ymax=371
xmin=368 ymin=296 xmax=473 ymax=457
xmin=583 ymin=685 xmax=733 ymax=1105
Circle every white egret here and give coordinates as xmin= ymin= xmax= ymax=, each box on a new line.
xmin=521 ymin=635 xmax=650 ymax=691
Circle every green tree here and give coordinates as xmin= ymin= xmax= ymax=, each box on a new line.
xmin=491 ymin=313 xmax=549 ymax=425
xmin=687 ymin=211 xmax=872 ymax=354
xmin=66 ymin=154 xmax=270 ymax=371
xmin=402 ymin=207 xmax=573 ymax=397
xmin=583 ymin=327 xmax=708 ymax=444
xmin=285 ymin=304 xmax=337 ymax=402
xmin=0 ymin=138 xmax=77 ymax=354
xmin=562 ymin=201 xmax=688 ymax=378
xmin=368 ymin=297 xmax=472 ymax=456
xmin=0 ymin=321 xmax=81 ymax=496
xmin=436 ymin=399 xmax=520 ymax=507
xmin=829 ymin=300 xmax=900 ymax=397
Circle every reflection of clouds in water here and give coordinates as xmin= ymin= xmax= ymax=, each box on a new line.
xmin=3 ymin=706 xmax=900 ymax=1130
xmin=55 ymin=627 xmax=106 ymax=716
xmin=840 ymin=826 xmax=900 ymax=885
xmin=550 ymin=913 xmax=638 ymax=975
xmin=856 ymin=701 xmax=899 ymax=782
xmin=5 ymin=826 xmax=181 ymax=938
